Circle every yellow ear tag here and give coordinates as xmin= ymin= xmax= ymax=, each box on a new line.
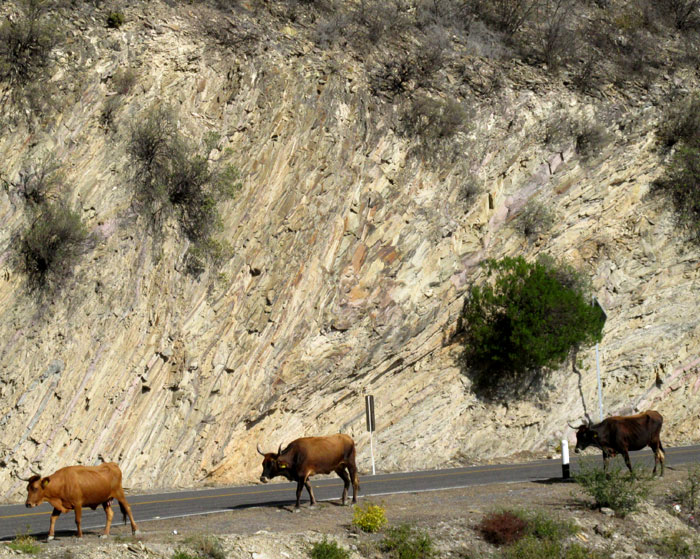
xmin=279 ymin=464 xmax=287 ymax=469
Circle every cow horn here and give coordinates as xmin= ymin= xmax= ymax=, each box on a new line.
xmin=277 ymin=444 xmax=283 ymax=456
xmin=567 ymin=422 xmax=577 ymax=429
xmin=16 ymin=473 xmax=32 ymax=482
xmin=256 ymin=444 xmax=265 ymax=456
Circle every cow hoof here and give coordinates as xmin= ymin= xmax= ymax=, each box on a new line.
xmin=99 ymin=534 xmax=110 ymax=539
xmin=47 ymin=536 xmax=54 ymax=542
xmin=133 ymin=530 xmax=141 ymax=536
xmin=292 ymin=508 xmax=301 ymax=513
xmin=309 ymin=505 xmax=317 ymax=510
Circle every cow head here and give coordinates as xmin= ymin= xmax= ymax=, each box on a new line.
xmin=23 ymin=474 xmax=51 ymax=508
xmin=572 ymin=422 xmax=600 ymax=453
xmin=257 ymin=443 xmax=291 ymax=483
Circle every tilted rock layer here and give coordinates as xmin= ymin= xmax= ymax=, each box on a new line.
xmin=0 ymin=1 xmax=698 ymax=501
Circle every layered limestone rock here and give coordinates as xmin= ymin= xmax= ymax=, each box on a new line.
xmin=0 ymin=2 xmax=698 ymax=501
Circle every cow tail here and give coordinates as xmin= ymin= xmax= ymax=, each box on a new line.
xmin=119 ymin=501 xmax=127 ymax=525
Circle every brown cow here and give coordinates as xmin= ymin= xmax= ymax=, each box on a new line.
xmin=572 ymin=410 xmax=665 ymax=475
xmin=22 ymin=462 xmax=139 ymax=540
xmin=257 ymin=433 xmax=360 ymax=510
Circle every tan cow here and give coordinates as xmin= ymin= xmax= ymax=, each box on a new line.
xmin=22 ymin=462 xmax=138 ymax=539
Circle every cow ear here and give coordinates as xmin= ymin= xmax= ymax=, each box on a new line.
xmin=40 ymin=477 xmax=50 ymax=489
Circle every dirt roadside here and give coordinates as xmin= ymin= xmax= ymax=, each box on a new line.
xmin=1 ymin=467 xmax=698 ymax=558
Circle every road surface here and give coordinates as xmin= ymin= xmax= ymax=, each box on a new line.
xmin=1 ymin=444 xmax=698 ymax=540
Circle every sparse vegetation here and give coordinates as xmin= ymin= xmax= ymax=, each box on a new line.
xmin=515 ymin=200 xmax=556 ymax=241
xmin=654 ymin=144 xmax=700 ymax=242
xmin=575 ymin=464 xmax=651 ymax=517
xmin=310 ymin=537 xmax=351 ymax=559
xmin=182 ymin=534 xmax=226 ymax=559
xmin=128 ymin=106 xmax=240 ymax=274
xmin=672 ymin=465 xmax=700 ymax=519
xmin=352 ymin=502 xmax=388 ymax=533
xmin=17 ymin=202 xmax=89 ymax=291
xmin=2 ymin=152 xmax=63 ymax=206
xmin=657 ymin=95 xmax=700 ymax=148
xmin=7 ymin=534 xmax=40 ymax=554
xmin=381 ymin=524 xmax=435 ymax=559
xmin=0 ymin=0 xmax=59 ymax=87
xmin=461 ymin=256 xmax=604 ymax=395
xmin=648 ymin=530 xmax=700 ymax=559
xmin=112 ymin=67 xmax=138 ymax=95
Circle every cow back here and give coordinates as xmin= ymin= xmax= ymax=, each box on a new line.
xmin=601 ymin=411 xmax=663 ymax=451
xmin=280 ymin=434 xmax=355 ymax=476
xmin=45 ymin=463 xmax=123 ymax=507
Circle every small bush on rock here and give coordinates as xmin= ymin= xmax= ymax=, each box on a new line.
xmin=352 ymin=502 xmax=387 ymax=533
xmin=107 ymin=12 xmax=126 ymax=29
xmin=479 ymin=510 xmax=528 ymax=545
xmin=18 ymin=202 xmax=88 ymax=291
xmin=574 ymin=464 xmax=650 ymax=517
xmin=310 ymin=538 xmax=350 ymax=559
xmin=381 ymin=524 xmax=435 ymax=559
xmin=0 ymin=0 xmax=59 ymax=87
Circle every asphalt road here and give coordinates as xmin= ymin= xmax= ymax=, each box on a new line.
xmin=1 ymin=444 xmax=698 ymax=540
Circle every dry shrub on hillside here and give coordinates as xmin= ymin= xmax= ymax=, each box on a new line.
xmin=479 ymin=510 xmax=528 ymax=545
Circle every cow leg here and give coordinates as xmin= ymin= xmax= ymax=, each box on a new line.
xmin=74 ymin=505 xmax=83 ymax=538
xmin=651 ymin=440 xmax=665 ymax=477
xmin=602 ymin=451 xmax=610 ymax=475
xmin=622 ymin=451 xmax=633 ymax=474
xmin=347 ymin=462 xmax=359 ymax=504
xmin=304 ymin=476 xmax=317 ymax=508
xmin=114 ymin=490 xmax=139 ymax=535
xmin=294 ymin=479 xmax=305 ymax=510
xmin=48 ymin=508 xmax=61 ymax=541
xmin=335 ymin=467 xmax=351 ymax=505
xmin=101 ymin=502 xmax=114 ymax=538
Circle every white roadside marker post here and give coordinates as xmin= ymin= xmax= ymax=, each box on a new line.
xmin=365 ymin=395 xmax=376 ymax=475
xmin=561 ymin=439 xmax=570 ymax=480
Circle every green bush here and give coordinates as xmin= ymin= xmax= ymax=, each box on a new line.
xmin=107 ymin=12 xmax=126 ymax=29
xmin=310 ymin=538 xmax=350 ymax=559
xmin=381 ymin=525 xmax=434 ymax=559
xmin=352 ymin=502 xmax=387 ymax=533
xmin=574 ymin=464 xmax=650 ymax=517
xmin=18 ymin=203 xmax=88 ymax=291
xmin=7 ymin=534 xmax=40 ymax=554
xmin=172 ymin=550 xmax=199 ymax=559
xmin=461 ymin=256 xmax=603 ymax=394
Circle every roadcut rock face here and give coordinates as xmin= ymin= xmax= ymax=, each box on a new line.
xmin=0 ymin=0 xmax=698 ymax=501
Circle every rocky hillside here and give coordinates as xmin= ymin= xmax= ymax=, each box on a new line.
xmin=0 ymin=0 xmax=699 ymax=501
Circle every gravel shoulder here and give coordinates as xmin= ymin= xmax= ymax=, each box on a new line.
xmin=1 ymin=466 xmax=698 ymax=558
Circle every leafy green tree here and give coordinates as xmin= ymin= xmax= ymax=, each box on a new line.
xmin=462 ymin=256 xmax=603 ymax=393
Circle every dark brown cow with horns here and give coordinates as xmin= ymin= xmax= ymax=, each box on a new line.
xmin=21 ymin=462 xmax=139 ymax=540
xmin=571 ymin=410 xmax=665 ymax=475
xmin=257 ymin=433 xmax=360 ymax=510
